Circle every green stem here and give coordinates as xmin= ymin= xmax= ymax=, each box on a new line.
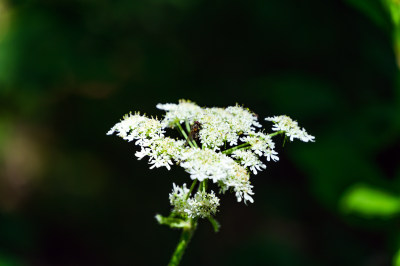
xmin=222 ymin=131 xmax=285 ymax=155
xmin=168 ymin=219 xmax=197 ymax=266
xmin=185 ymin=119 xmax=191 ymax=133
xmin=176 ymin=123 xmax=195 ymax=148
xmin=268 ymin=130 xmax=285 ymax=137
xmin=222 ymin=143 xmax=251 ymax=155
xmin=176 ymin=123 xmax=189 ymax=140
xmin=185 ymin=180 xmax=198 ymax=201
xmin=202 ymin=180 xmax=207 ymax=192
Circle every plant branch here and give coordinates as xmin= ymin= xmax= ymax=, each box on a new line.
xmin=222 ymin=143 xmax=251 ymax=155
xmin=185 ymin=180 xmax=198 ymax=201
xmin=268 ymin=130 xmax=285 ymax=137
xmin=168 ymin=219 xmax=197 ymax=266
xmin=176 ymin=123 xmax=195 ymax=148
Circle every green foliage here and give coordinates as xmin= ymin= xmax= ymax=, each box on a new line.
xmin=395 ymin=248 xmax=400 ymax=266
xmin=0 ymin=0 xmax=400 ymax=264
xmin=156 ymin=214 xmax=190 ymax=229
xmin=345 ymin=0 xmax=391 ymax=30
xmin=341 ymin=184 xmax=400 ymax=218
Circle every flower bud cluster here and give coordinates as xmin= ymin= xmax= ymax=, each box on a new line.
xmin=169 ymin=183 xmax=220 ymax=219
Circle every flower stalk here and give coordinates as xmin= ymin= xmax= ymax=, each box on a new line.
xmin=222 ymin=142 xmax=251 ymax=155
xmin=168 ymin=219 xmax=197 ymax=266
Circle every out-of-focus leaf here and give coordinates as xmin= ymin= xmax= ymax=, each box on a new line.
xmin=0 ymin=253 xmax=23 ymax=266
xmin=345 ymin=0 xmax=391 ymax=31
xmin=340 ymin=184 xmax=400 ymax=218
xmin=382 ymin=0 xmax=400 ymax=26
xmin=394 ymin=247 xmax=400 ymax=266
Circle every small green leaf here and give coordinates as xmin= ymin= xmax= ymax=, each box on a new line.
xmin=207 ymin=216 xmax=220 ymax=233
xmin=155 ymin=214 xmax=190 ymax=229
xmin=340 ymin=184 xmax=400 ymax=218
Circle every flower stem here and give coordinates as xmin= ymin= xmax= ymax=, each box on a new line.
xmin=185 ymin=180 xmax=198 ymax=201
xmin=222 ymin=131 xmax=286 ymax=155
xmin=184 ymin=119 xmax=191 ymax=133
xmin=222 ymin=143 xmax=251 ymax=155
xmin=268 ymin=130 xmax=285 ymax=137
xmin=168 ymin=219 xmax=197 ymax=266
xmin=176 ymin=123 xmax=195 ymax=148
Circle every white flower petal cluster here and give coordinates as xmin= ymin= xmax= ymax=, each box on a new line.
xmin=169 ymin=183 xmax=190 ymax=216
xmin=225 ymin=105 xmax=262 ymax=130
xmin=196 ymin=106 xmax=261 ymax=150
xmin=265 ymin=115 xmax=315 ymax=142
xmin=107 ymin=113 xmax=186 ymax=170
xmin=186 ymin=190 xmax=220 ymax=218
xmin=158 ymin=101 xmax=260 ymax=151
xmin=156 ymin=100 xmax=203 ymax=128
xmin=169 ymin=183 xmax=220 ymax=218
xmin=179 ymin=148 xmax=233 ymax=182
xmin=240 ymin=132 xmax=279 ymax=161
xmin=135 ymin=137 xmax=186 ymax=170
xmin=232 ymin=150 xmax=266 ymax=175
xmin=197 ymin=108 xmax=238 ymax=150
xmin=218 ymin=163 xmax=255 ymax=204
xmin=179 ymin=148 xmax=254 ymax=203
xmin=107 ymin=112 xmax=165 ymax=141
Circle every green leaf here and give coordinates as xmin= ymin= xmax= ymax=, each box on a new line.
xmin=340 ymin=184 xmax=400 ymax=218
xmin=394 ymin=247 xmax=400 ymax=266
xmin=344 ymin=0 xmax=391 ymax=30
xmin=382 ymin=0 xmax=400 ymax=26
xmin=207 ymin=216 xmax=220 ymax=233
xmin=155 ymin=214 xmax=190 ymax=229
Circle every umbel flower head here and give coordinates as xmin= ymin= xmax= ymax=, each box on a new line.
xmin=107 ymin=100 xmax=314 ymax=220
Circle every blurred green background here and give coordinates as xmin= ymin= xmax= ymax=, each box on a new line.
xmin=0 ymin=0 xmax=400 ymax=265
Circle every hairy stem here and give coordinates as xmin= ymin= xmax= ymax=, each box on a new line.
xmin=168 ymin=219 xmax=197 ymax=266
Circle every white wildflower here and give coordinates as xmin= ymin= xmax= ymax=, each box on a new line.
xmin=107 ymin=113 xmax=165 ymax=142
xmin=218 ymin=162 xmax=254 ymax=204
xmin=232 ymin=150 xmax=266 ymax=175
xmin=185 ymin=191 xmax=220 ymax=218
xmin=265 ymin=115 xmax=315 ymax=142
xmin=179 ymin=148 xmax=233 ymax=182
xmin=169 ymin=184 xmax=220 ymax=219
xmin=135 ymin=137 xmax=186 ymax=170
xmin=179 ymin=148 xmax=255 ymax=203
xmin=108 ymin=100 xmax=315 ymax=211
xmin=157 ymin=100 xmax=203 ymax=128
xmin=107 ymin=113 xmax=186 ymax=170
xmin=264 ymin=149 xmax=279 ymax=162
xmin=196 ymin=105 xmax=261 ymax=150
xmin=240 ymin=132 xmax=278 ymax=161
xmin=169 ymin=183 xmax=190 ymax=216
xmin=225 ymin=105 xmax=262 ymax=131
xmin=197 ymin=108 xmax=237 ymax=150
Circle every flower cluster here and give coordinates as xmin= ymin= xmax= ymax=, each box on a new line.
xmin=108 ymin=100 xmax=314 ymax=220
xmin=265 ymin=115 xmax=315 ymax=142
xmin=169 ymin=183 xmax=220 ymax=218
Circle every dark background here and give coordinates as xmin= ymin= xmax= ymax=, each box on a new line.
xmin=1 ymin=0 xmax=400 ymax=265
